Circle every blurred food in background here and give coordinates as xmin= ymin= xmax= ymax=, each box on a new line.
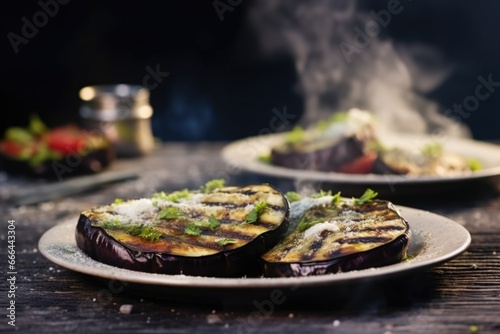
xmin=0 ymin=114 xmax=114 ymax=178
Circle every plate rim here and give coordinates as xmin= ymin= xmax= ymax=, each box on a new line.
xmin=38 ymin=206 xmax=471 ymax=289
xmin=221 ymin=132 xmax=500 ymax=184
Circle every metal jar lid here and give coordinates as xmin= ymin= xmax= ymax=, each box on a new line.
xmin=79 ymin=84 xmax=153 ymax=121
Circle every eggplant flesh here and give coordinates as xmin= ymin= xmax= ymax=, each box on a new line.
xmin=75 ymin=184 xmax=290 ymax=277
xmin=261 ymin=198 xmax=411 ymax=277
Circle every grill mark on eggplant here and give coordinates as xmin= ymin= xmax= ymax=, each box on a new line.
xmin=357 ymin=225 xmax=407 ymax=233
xmin=199 ymin=201 xmax=287 ymax=213
xmin=336 ymin=236 xmax=393 ymax=245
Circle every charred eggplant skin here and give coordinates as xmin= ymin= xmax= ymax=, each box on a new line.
xmin=75 ymin=184 xmax=290 ymax=277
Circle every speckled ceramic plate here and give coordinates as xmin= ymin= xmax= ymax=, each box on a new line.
xmin=221 ymin=132 xmax=500 ymax=196
xmin=39 ymin=206 xmax=470 ymax=303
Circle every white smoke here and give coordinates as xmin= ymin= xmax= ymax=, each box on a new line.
xmin=248 ymin=0 xmax=470 ymax=137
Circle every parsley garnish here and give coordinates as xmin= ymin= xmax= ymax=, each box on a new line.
xmin=468 ymin=158 xmax=482 ymax=171
xmin=258 ymin=153 xmax=271 ymax=164
xmin=184 ymin=215 xmax=221 ymax=235
xmin=354 ymin=188 xmax=378 ymax=205
xmin=421 ymin=142 xmax=443 ymax=158
xmin=285 ymin=126 xmax=305 ymax=145
xmin=153 ymin=189 xmax=191 ymax=202
xmin=113 ymin=198 xmax=124 ymax=204
xmin=331 ymin=191 xmax=342 ymax=205
xmin=311 ymin=190 xmax=333 ymax=198
xmin=285 ymin=191 xmax=302 ymax=203
xmin=200 ymin=179 xmax=226 ymax=193
xmin=247 ymin=201 xmax=268 ymax=223
xmin=297 ymin=217 xmax=324 ymax=232
xmin=216 ymin=238 xmax=238 ymax=246
xmin=157 ymin=207 xmax=183 ymax=220
xmin=101 ymin=219 xmax=122 ymax=229
xmin=127 ymin=224 xmax=162 ymax=242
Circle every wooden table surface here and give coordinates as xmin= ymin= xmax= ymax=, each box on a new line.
xmin=1 ymin=142 xmax=499 ymax=334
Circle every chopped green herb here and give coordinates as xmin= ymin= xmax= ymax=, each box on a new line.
xmin=127 ymin=224 xmax=162 ymax=242
xmin=328 ymin=111 xmax=349 ymax=124
xmin=184 ymin=215 xmax=221 ymax=235
xmin=208 ymin=215 xmax=221 ymax=229
xmin=153 ymin=189 xmax=191 ymax=202
xmin=128 ymin=224 xmax=144 ymax=236
xmin=311 ymin=190 xmax=333 ymax=198
xmin=184 ymin=223 xmax=201 ymax=236
xmin=354 ymin=188 xmax=378 ymax=205
xmin=258 ymin=153 xmax=271 ymax=164
xmin=297 ymin=217 xmax=325 ymax=232
xmin=200 ymin=179 xmax=226 ymax=193
xmin=216 ymin=238 xmax=238 ymax=246
xmin=247 ymin=201 xmax=268 ymax=223
xmin=5 ymin=127 xmax=33 ymax=145
xmin=331 ymin=191 xmax=342 ymax=206
xmin=285 ymin=191 xmax=302 ymax=203
xmin=285 ymin=126 xmax=305 ymax=145
xmin=101 ymin=219 xmax=123 ymax=229
xmin=138 ymin=225 xmax=162 ymax=242
xmin=421 ymin=142 xmax=443 ymax=157
xmin=468 ymin=158 xmax=482 ymax=171
xmin=28 ymin=114 xmax=48 ymax=135
xmin=157 ymin=206 xmax=183 ymax=220
xmin=113 ymin=198 xmax=124 ymax=204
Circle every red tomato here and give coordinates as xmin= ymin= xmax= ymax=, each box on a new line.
xmin=0 ymin=140 xmax=38 ymax=158
xmin=44 ymin=127 xmax=87 ymax=155
xmin=337 ymin=152 xmax=377 ymax=174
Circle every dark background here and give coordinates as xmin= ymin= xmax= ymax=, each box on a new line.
xmin=1 ymin=0 xmax=499 ymax=141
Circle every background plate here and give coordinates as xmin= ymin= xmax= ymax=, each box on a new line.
xmin=221 ymin=133 xmax=500 ymax=196
xmin=39 ymin=206 xmax=470 ymax=304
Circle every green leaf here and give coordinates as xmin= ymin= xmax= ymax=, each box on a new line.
xmin=184 ymin=215 xmax=221 ymax=235
xmin=184 ymin=223 xmax=201 ymax=236
xmin=28 ymin=114 xmax=48 ymax=135
xmin=354 ymin=188 xmax=378 ymax=205
xmin=285 ymin=126 xmax=305 ymax=145
xmin=157 ymin=207 xmax=183 ymax=220
xmin=258 ymin=153 xmax=271 ymax=164
xmin=311 ymin=190 xmax=333 ymax=198
xmin=421 ymin=142 xmax=443 ymax=157
xmin=153 ymin=189 xmax=191 ymax=202
xmin=216 ymin=238 xmax=238 ymax=246
xmin=101 ymin=219 xmax=123 ymax=229
xmin=331 ymin=191 xmax=342 ymax=206
xmin=138 ymin=225 xmax=162 ymax=242
xmin=297 ymin=217 xmax=324 ymax=232
xmin=200 ymin=179 xmax=226 ymax=193
xmin=113 ymin=198 xmax=124 ymax=204
xmin=5 ymin=127 xmax=33 ymax=145
xmin=468 ymin=158 xmax=482 ymax=171
xmin=247 ymin=201 xmax=268 ymax=223
xmin=285 ymin=191 xmax=302 ymax=203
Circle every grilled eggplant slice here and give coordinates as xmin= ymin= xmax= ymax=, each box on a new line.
xmin=270 ymin=108 xmax=378 ymax=173
xmin=261 ymin=192 xmax=411 ymax=277
xmin=75 ymin=183 xmax=290 ymax=277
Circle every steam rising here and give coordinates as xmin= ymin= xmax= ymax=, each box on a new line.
xmin=248 ymin=0 xmax=470 ymax=137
